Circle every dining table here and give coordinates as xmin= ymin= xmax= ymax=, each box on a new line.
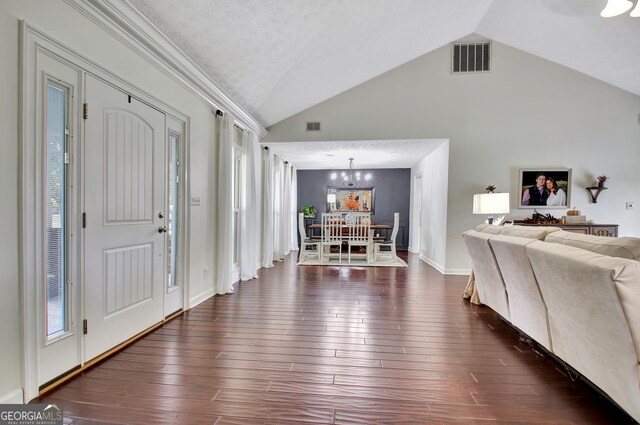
xmin=306 ymin=223 xmax=391 ymax=241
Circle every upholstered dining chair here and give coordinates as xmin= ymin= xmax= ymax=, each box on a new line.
xmin=347 ymin=212 xmax=372 ymax=263
xmin=374 ymin=212 xmax=399 ymax=260
xmin=321 ymin=212 xmax=343 ymax=263
xmin=298 ymin=212 xmax=320 ymax=262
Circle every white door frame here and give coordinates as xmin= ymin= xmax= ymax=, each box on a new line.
xmin=20 ymin=23 xmax=191 ymax=402
xmin=36 ymin=57 xmax=83 ymax=388
xmin=165 ymin=116 xmax=187 ymax=317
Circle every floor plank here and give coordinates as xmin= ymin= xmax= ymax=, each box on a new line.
xmin=36 ymin=252 xmax=635 ymax=424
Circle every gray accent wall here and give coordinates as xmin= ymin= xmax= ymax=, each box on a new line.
xmin=297 ymin=169 xmax=410 ymax=249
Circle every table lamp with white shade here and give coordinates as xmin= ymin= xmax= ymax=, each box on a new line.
xmin=473 ymin=190 xmax=510 ymax=225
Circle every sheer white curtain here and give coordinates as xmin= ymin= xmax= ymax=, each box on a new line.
xmin=273 ymin=156 xmax=285 ymax=261
xmin=261 ymin=148 xmax=274 ymax=268
xmin=215 ymin=113 xmax=235 ymax=294
xmin=239 ymin=130 xmax=261 ymax=281
xmin=262 ymin=152 xmax=296 ymax=263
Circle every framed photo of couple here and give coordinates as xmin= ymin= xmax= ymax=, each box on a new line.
xmin=518 ymin=168 xmax=571 ymax=209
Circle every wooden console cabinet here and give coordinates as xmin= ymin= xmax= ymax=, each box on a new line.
xmin=513 ymin=222 xmax=619 ymax=237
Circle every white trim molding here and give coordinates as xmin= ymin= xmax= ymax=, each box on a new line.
xmin=419 ymin=255 xmax=470 ymax=275
xmin=63 ymin=0 xmax=267 ymax=138
xmin=189 ymin=289 xmax=215 ymax=309
xmin=420 ymin=254 xmax=445 ymax=274
xmin=0 ymin=389 xmax=24 ymax=404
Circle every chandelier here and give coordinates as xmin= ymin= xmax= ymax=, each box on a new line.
xmin=600 ymin=0 xmax=640 ymax=17
xmin=331 ymin=157 xmax=371 ymax=187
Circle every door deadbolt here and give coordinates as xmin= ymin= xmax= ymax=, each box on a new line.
xmin=158 ymin=212 xmax=164 ymax=219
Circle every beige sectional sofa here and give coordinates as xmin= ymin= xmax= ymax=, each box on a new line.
xmin=462 ymin=225 xmax=640 ymax=422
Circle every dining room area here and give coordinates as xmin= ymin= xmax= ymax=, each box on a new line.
xmin=297 ymin=210 xmax=405 ymax=267
xmin=295 ymin=164 xmax=410 ymax=268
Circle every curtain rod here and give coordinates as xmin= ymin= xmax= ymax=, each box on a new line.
xmin=216 ymin=109 xmax=245 ymax=132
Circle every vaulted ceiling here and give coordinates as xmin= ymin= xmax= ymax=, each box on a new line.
xmin=127 ymin=0 xmax=639 ymax=130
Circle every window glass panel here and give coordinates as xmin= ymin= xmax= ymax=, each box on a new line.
xmin=46 ymin=81 xmax=68 ymax=338
xmin=168 ymin=133 xmax=179 ymax=288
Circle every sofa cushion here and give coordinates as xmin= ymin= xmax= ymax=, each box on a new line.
xmin=462 ymin=230 xmax=510 ymax=320
xmin=475 ymin=223 xmax=503 ymax=234
xmin=526 ymin=241 xmax=640 ymax=420
xmin=475 ymin=224 xmax=561 ymax=240
xmin=489 ymin=235 xmax=552 ymax=350
xmin=545 ymin=231 xmax=640 ymax=261
xmin=500 ymin=225 xmax=561 ymax=240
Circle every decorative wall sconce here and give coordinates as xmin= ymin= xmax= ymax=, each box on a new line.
xmin=586 ymin=175 xmax=608 ymax=203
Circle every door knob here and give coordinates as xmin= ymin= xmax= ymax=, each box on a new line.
xmin=158 ymin=226 xmax=167 ymax=233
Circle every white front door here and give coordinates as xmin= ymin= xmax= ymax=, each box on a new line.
xmin=83 ymin=75 xmax=166 ymax=361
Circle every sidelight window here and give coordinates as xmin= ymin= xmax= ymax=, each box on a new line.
xmin=45 ymin=81 xmax=69 ymax=338
xmin=167 ymin=132 xmax=180 ymax=288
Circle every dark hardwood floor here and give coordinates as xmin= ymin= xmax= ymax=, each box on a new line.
xmin=37 ymin=252 xmax=634 ymax=424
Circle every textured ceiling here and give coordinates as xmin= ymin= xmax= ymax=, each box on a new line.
xmin=126 ymin=0 xmax=639 ymax=129
xmin=126 ymin=0 xmax=493 ymax=126
xmin=265 ymin=139 xmax=446 ymax=170
xmin=124 ymin=0 xmax=639 ymax=171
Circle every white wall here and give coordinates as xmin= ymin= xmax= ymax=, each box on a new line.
xmin=265 ymin=36 xmax=640 ymax=273
xmin=411 ymin=142 xmax=449 ymax=273
xmin=0 ymin=0 xmax=228 ymax=401
xmin=0 ymin=1 xmax=22 ymax=404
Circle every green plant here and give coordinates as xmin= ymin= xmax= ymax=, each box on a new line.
xmin=301 ymin=205 xmax=316 ymax=217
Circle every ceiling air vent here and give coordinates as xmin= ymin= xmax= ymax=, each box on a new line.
xmin=306 ymin=121 xmax=321 ymax=132
xmin=452 ymin=41 xmax=491 ymax=74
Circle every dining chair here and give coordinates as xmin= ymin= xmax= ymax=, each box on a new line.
xmin=374 ymin=212 xmax=399 ymax=261
xmin=347 ymin=212 xmax=372 ymax=263
xmin=321 ymin=212 xmax=343 ymax=263
xmin=298 ymin=212 xmax=319 ymax=262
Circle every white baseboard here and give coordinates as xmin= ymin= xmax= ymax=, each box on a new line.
xmin=420 ymin=255 xmax=445 ymax=274
xmin=189 ymin=288 xmax=214 ymax=309
xmin=419 ymin=255 xmax=471 ymax=276
xmin=0 ymin=388 xmax=24 ymax=404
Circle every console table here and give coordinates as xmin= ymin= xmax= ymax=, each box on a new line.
xmin=512 ymin=222 xmax=619 ymax=237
